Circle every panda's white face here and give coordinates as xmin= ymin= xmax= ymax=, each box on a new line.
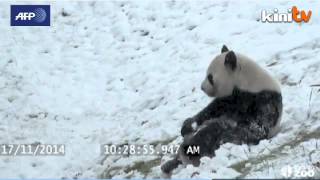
xmin=201 ymin=52 xmax=236 ymax=98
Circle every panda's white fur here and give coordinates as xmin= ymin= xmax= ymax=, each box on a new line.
xmin=201 ymin=52 xmax=281 ymax=98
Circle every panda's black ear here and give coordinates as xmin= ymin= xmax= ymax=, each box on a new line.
xmin=224 ymin=51 xmax=237 ymax=71
xmin=221 ymin=45 xmax=229 ymax=53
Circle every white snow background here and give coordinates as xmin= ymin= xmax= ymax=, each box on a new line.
xmin=0 ymin=0 xmax=319 ymax=178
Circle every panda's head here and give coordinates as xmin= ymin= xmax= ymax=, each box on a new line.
xmin=201 ymin=45 xmax=239 ymax=98
xmin=201 ymin=45 xmax=281 ymax=98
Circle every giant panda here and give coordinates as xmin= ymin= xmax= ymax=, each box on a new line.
xmin=161 ymin=45 xmax=282 ymax=175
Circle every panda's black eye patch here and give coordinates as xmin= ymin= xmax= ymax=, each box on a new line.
xmin=207 ymin=74 xmax=214 ymax=85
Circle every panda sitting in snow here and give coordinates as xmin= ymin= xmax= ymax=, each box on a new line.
xmin=161 ymin=45 xmax=283 ymax=174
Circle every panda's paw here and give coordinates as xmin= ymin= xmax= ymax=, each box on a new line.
xmin=181 ymin=118 xmax=197 ymax=137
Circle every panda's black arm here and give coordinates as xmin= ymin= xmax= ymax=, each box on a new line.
xmin=181 ymin=97 xmax=236 ymax=136
xmin=193 ymin=97 xmax=236 ymax=126
xmin=181 ymin=97 xmax=234 ymax=137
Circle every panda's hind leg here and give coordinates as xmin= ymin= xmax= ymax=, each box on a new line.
xmin=161 ymin=157 xmax=182 ymax=174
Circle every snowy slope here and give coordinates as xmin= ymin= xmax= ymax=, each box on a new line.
xmin=0 ymin=0 xmax=319 ymax=178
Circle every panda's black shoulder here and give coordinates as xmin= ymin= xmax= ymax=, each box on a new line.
xmin=214 ymin=87 xmax=282 ymax=114
xmin=232 ymin=87 xmax=281 ymax=103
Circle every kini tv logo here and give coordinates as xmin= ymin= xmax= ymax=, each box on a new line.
xmin=11 ymin=5 xmax=50 ymax=26
xmin=261 ymin=6 xmax=312 ymax=23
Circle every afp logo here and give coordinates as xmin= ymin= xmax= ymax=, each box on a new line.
xmin=11 ymin=5 xmax=50 ymax=26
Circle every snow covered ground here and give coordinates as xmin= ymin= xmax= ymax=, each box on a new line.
xmin=0 ymin=0 xmax=319 ymax=178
